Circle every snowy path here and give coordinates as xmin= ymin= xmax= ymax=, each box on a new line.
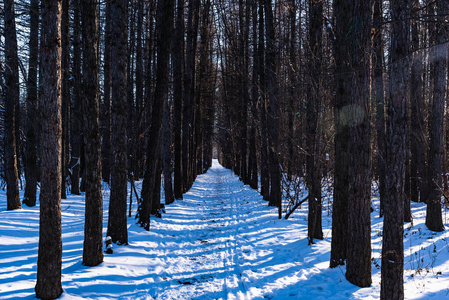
xmin=1 ymin=160 xmax=449 ymax=299
xmin=146 ymin=161 xmax=268 ymax=299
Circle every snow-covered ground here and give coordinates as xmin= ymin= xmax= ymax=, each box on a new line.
xmin=0 ymin=159 xmax=448 ymax=299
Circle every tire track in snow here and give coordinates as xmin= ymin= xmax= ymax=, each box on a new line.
xmin=221 ymin=170 xmax=248 ymax=300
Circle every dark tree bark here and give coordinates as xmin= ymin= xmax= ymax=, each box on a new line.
xmin=182 ymin=0 xmax=200 ymax=193
xmin=425 ymin=0 xmax=447 ymax=233
xmin=238 ymin=0 xmax=249 ymax=184
xmin=81 ymin=0 xmax=104 ymax=266
xmin=306 ymin=0 xmax=324 ymax=244
xmin=138 ymin=0 xmax=175 ymax=230
xmin=330 ymin=0 xmax=352 ymax=268
xmin=61 ymin=0 xmax=70 ymax=200
xmin=102 ymin=0 xmax=112 ymax=184
xmin=127 ymin=2 xmax=135 ymax=179
xmin=23 ymin=0 xmax=39 ymax=207
xmin=381 ymin=0 xmax=409 ymax=298
xmin=287 ymin=0 xmax=297 ymax=179
xmin=134 ymin=0 xmax=145 ymax=178
xmin=373 ymin=0 xmax=386 ymax=217
xmin=197 ymin=0 xmax=213 ymax=175
xmin=410 ymin=0 xmax=425 ymax=205
xmin=248 ymin=0 xmax=259 ymax=190
xmin=107 ymin=0 xmax=129 ymax=245
xmin=152 ymin=160 xmax=162 ymax=216
xmin=163 ymin=97 xmax=175 ymax=205
xmin=70 ymin=0 xmax=82 ymax=196
xmin=345 ymin=0 xmax=373 ymax=288
xmin=173 ymin=0 xmax=185 ymax=200
xmin=4 ymin=0 xmax=21 ymax=211
xmin=264 ymin=0 xmax=281 ymax=219
xmin=258 ymin=3 xmax=270 ymax=201
xmin=35 ymin=0 xmax=63 ymax=298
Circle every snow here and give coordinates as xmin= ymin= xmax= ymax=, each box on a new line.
xmin=0 ymin=159 xmax=448 ymax=299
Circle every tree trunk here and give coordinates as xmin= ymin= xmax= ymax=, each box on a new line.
xmin=248 ymin=0 xmax=259 ymax=190
xmin=81 ymin=0 xmax=104 ymax=266
xmin=61 ymin=0 xmax=70 ymax=200
xmin=287 ymin=0 xmax=297 ymax=179
xmin=381 ymin=0 xmax=409 ymax=298
xmin=127 ymin=2 xmax=135 ymax=180
xmin=373 ymin=0 xmax=386 ymax=217
xmin=134 ymin=0 xmax=144 ymax=178
xmin=4 ymin=0 xmax=21 ymax=211
xmin=258 ymin=3 xmax=270 ymax=201
xmin=425 ymin=0 xmax=446 ymax=233
xmin=163 ymin=96 xmax=175 ymax=205
xmin=107 ymin=0 xmax=129 ymax=245
xmin=70 ymin=0 xmax=82 ymax=196
xmin=23 ymin=0 xmax=39 ymax=207
xmin=330 ymin=0 xmax=352 ymax=268
xmin=102 ymin=0 xmax=112 ymax=184
xmin=238 ymin=0 xmax=249 ymax=184
xmin=173 ymin=0 xmax=185 ymax=200
xmin=182 ymin=0 xmax=200 ymax=193
xmin=35 ymin=0 xmax=63 ymax=298
xmin=346 ymin=0 xmax=373 ymax=288
xmin=264 ymin=0 xmax=281 ymax=219
xmin=306 ymin=0 xmax=324 ymax=244
xmin=138 ymin=0 xmax=175 ymax=230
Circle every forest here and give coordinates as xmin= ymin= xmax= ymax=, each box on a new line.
xmin=1 ymin=0 xmax=449 ymax=299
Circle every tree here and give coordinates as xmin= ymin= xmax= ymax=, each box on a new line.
xmin=410 ymin=0 xmax=425 ymax=205
xmin=162 ymin=94 xmax=175 ymax=205
xmin=330 ymin=0 xmax=352 ymax=268
xmin=102 ymin=0 xmax=112 ymax=184
xmin=425 ymin=0 xmax=447 ymax=233
xmin=258 ymin=2 xmax=270 ymax=202
xmin=265 ymin=0 xmax=281 ymax=218
xmin=70 ymin=0 xmax=82 ymax=196
xmin=373 ymin=0 xmax=386 ymax=217
xmin=238 ymin=0 xmax=249 ymax=184
xmin=61 ymin=0 xmax=71 ymax=200
xmin=4 ymin=0 xmax=21 ymax=211
xmin=35 ymin=0 xmax=63 ymax=298
xmin=306 ymin=0 xmax=324 ymax=244
xmin=138 ymin=0 xmax=175 ymax=230
xmin=345 ymin=0 xmax=373 ymax=288
xmin=173 ymin=0 xmax=185 ymax=200
xmin=23 ymin=0 xmax=39 ymax=207
xmin=381 ymin=0 xmax=409 ymax=298
xmin=248 ymin=0 xmax=259 ymax=190
xmin=81 ymin=0 xmax=104 ymax=266
xmin=182 ymin=0 xmax=200 ymax=193
xmin=107 ymin=0 xmax=129 ymax=245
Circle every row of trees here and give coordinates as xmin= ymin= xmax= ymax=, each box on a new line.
xmin=2 ymin=0 xmax=449 ymax=299
xmin=215 ymin=0 xmax=448 ymax=299
xmin=1 ymin=0 xmax=216 ymax=298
